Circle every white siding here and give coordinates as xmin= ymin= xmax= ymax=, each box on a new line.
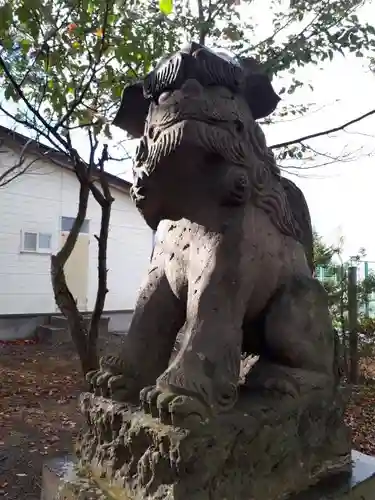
xmin=0 ymin=146 xmax=151 ymax=315
xmin=59 ymin=169 xmax=151 ymax=311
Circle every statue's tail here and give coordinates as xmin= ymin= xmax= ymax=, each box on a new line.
xmin=280 ymin=177 xmax=314 ymax=274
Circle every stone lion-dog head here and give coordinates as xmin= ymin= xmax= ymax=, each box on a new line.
xmin=113 ymin=42 xmax=300 ymax=241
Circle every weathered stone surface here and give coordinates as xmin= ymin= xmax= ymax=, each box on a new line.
xmin=87 ymin=43 xmax=330 ymax=423
xmin=76 ymin=390 xmax=351 ymax=500
xmin=75 ymin=42 xmax=352 ymax=500
xmin=40 ymin=450 xmax=375 ymax=500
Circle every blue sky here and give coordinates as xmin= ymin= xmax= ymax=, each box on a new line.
xmin=1 ymin=0 xmax=375 ymax=260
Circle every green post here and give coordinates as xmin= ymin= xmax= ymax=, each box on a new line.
xmin=348 ymin=266 xmax=359 ymax=384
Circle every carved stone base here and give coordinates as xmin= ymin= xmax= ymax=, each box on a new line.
xmin=75 ymin=388 xmax=352 ymax=500
xmin=40 ymin=451 xmax=375 ymax=500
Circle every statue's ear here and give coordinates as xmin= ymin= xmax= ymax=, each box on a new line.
xmin=240 ymin=58 xmax=280 ymax=120
xmin=112 ymin=81 xmax=150 ymax=138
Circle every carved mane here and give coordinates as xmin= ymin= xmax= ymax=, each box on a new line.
xmin=193 ymin=98 xmax=301 ymax=242
xmin=250 ymin=122 xmax=302 ymax=241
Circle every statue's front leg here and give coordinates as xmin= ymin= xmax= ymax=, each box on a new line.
xmin=142 ymin=215 xmax=249 ymax=424
xmin=87 ymin=245 xmax=185 ymax=402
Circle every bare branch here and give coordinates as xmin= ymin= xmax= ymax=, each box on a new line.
xmin=88 ymin=145 xmax=113 ymax=351
xmin=0 ymin=56 xmax=71 ymax=152
xmin=270 ymin=109 xmax=375 ymax=150
xmin=0 ymin=104 xmax=66 ymax=154
xmin=0 ymin=140 xmax=41 ymax=187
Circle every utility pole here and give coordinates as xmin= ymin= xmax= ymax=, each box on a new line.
xmin=347 ymin=266 xmax=359 ymax=384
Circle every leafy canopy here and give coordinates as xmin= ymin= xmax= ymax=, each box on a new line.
xmin=0 ymin=0 xmax=373 ymax=145
xmin=0 ymin=0 xmax=175 ymax=140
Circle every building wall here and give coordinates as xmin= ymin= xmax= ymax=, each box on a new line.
xmin=60 ymin=166 xmax=151 ymax=311
xmin=0 ymin=146 xmax=151 ymax=316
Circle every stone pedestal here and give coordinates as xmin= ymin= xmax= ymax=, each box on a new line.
xmin=40 ymin=450 xmax=375 ymax=500
xmin=64 ymin=388 xmax=353 ymax=500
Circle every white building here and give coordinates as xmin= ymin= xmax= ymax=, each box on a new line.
xmin=0 ymin=125 xmax=151 ymax=339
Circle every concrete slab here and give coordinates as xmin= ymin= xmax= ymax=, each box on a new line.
xmin=40 ymin=454 xmax=124 ymax=500
xmin=0 ymin=315 xmax=45 ymax=341
xmin=41 ymin=450 xmax=375 ymax=500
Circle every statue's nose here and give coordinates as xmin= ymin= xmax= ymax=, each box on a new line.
xmin=181 ymin=79 xmax=203 ymax=97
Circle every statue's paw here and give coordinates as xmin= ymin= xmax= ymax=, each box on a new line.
xmin=140 ymin=385 xmax=211 ymax=426
xmin=107 ymin=374 xmax=133 ymax=401
xmin=86 ymin=368 xmax=99 ymax=386
xmin=86 ymin=368 xmax=112 ymax=397
xmin=157 ymin=392 xmax=211 ymax=427
xmin=86 ymin=356 xmax=138 ymax=401
xmin=100 ymin=354 xmax=123 ymax=370
xmin=139 ymin=385 xmax=160 ymax=418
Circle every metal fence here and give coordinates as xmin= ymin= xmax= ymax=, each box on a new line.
xmin=316 ymin=260 xmax=375 ymax=318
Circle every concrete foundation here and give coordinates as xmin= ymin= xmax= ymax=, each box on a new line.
xmin=41 ymin=450 xmax=375 ymax=500
xmin=0 ymin=311 xmax=133 ymax=341
xmin=0 ymin=315 xmax=49 ymax=341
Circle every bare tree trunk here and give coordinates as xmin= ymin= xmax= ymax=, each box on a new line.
xmin=50 ymin=178 xmax=95 ymax=375
xmin=88 ymin=155 xmax=113 ymax=368
xmin=197 ymin=0 xmax=207 ymax=45
xmin=50 ymin=153 xmax=113 ymax=377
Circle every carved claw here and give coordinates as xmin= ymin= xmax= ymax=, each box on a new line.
xmin=140 ymin=385 xmax=211 ymax=426
xmin=86 ymin=369 xmax=98 ymax=385
xmin=86 ymin=356 xmax=140 ymax=402
xmin=157 ymin=392 xmax=210 ymax=427
xmin=140 ymin=385 xmax=160 ymax=417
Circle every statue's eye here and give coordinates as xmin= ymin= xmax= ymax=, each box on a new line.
xmin=158 ymin=91 xmax=172 ymax=104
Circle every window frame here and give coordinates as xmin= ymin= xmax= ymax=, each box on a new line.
xmin=20 ymin=230 xmax=53 ymax=254
xmin=61 ymin=216 xmax=90 ymax=234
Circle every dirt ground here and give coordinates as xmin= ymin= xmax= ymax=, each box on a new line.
xmin=1 ymin=340 xmax=375 ymax=500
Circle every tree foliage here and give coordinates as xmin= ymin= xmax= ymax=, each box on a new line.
xmin=0 ymin=0 xmax=175 ymax=140
xmin=0 ymin=0 xmax=374 ymax=143
xmin=313 ymin=231 xmax=375 ymax=356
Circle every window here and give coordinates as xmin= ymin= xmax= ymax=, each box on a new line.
xmin=21 ymin=231 xmax=52 ymax=253
xmin=39 ymin=233 xmax=52 ymax=250
xmin=61 ymin=216 xmax=89 ymax=234
xmin=23 ymin=232 xmax=38 ymax=251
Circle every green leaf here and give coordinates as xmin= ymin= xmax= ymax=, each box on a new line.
xmin=0 ymin=4 xmax=12 ymax=30
xmin=4 ymin=83 xmax=20 ymax=102
xmin=19 ymin=38 xmax=31 ymax=54
xmin=159 ymin=0 xmax=173 ymax=16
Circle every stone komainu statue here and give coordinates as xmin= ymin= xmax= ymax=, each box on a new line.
xmin=80 ymin=42 xmax=351 ymax=500
xmin=88 ymin=42 xmax=337 ymax=414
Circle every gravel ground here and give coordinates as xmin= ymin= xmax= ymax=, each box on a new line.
xmin=1 ymin=335 xmax=375 ymax=499
xmin=0 ymin=333 xmax=124 ymax=500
